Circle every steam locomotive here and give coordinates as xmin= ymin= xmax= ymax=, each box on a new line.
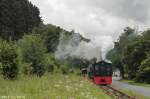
xmin=81 ymin=60 xmax=112 ymax=85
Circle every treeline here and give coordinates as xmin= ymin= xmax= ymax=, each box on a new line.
xmin=0 ymin=23 xmax=91 ymax=79
xmin=0 ymin=0 xmax=41 ymax=40
xmin=0 ymin=24 xmax=89 ymax=79
xmin=107 ymin=27 xmax=150 ymax=83
xmin=0 ymin=0 xmax=88 ymax=79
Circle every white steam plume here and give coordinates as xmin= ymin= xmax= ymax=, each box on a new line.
xmin=55 ymin=32 xmax=113 ymax=61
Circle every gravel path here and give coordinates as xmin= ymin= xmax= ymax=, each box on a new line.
xmin=112 ymin=78 xmax=150 ymax=98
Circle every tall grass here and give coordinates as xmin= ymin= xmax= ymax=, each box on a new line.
xmin=0 ymin=74 xmax=111 ymax=99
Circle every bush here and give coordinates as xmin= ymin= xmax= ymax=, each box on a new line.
xmin=0 ymin=40 xmax=18 ymax=79
xmin=60 ymin=65 xmax=68 ymax=74
xmin=47 ymin=64 xmax=54 ymax=72
xmin=136 ymin=57 xmax=150 ymax=83
xmin=0 ymin=63 xmax=2 ymax=74
xmin=44 ymin=54 xmax=55 ymax=73
xmin=122 ymin=40 xmax=150 ymax=79
xmin=18 ymin=35 xmax=47 ymax=76
xmin=60 ymin=62 xmax=71 ymax=74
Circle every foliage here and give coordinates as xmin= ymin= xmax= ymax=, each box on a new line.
xmin=122 ymin=40 xmax=150 ymax=79
xmin=107 ymin=27 xmax=150 ymax=83
xmin=18 ymin=35 xmax=47 ymax=76
xmin=136 ymin=57 xmax=150 ymax=83
xmin=0 ymin=0 xmax=90 ymax=80
xmin=33 ymin=24 xmax=90 ymax=55
xmin=142 ymin=30 xmax=150 ymax=40
xmin=106 ymin=27 xmax=136 ymax=78
xmin=0 ymin=40 xmax=18 ymax=79
xmin=43 ymin=53 xmax=56 ymax=73
xmin=32 ymin=24 xmax=90 ymax=74
xmin=60 ymin=62 xmax=70 ymax=74
xmin=42 ymin=25 xmax=61 ymax=53
xmin=0 ymin=0 xmax=41 ymax=40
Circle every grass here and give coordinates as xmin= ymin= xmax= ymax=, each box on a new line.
xmin=121 ymin=79 xmax=150 ymax=88
xmin=0 ymin=73 xmax=111 ymax=99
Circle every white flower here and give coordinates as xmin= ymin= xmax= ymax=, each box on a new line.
xmin=75 ymin=88 xmax=78 ymax=91
xmin=65 ymin=75 xmax=69 ymax=79
xmin=93 ymin=97 xmax=98 ymax=99
xmin=65 ymin=85 xmax=71 ymax=91
xmin=54 ymin=84 xmax=60 ymax=87
xmin=79 ymin=84 xmax=83 ymax=87
xmin=87 ymin=92 xmax=91 ymax=95
xmin=85 ymin=94 xmax=90 ymax=98
xmin=56 ymin=96 xmax=61 ymax=99
xmin=69 ymin=97 xmax=75 ymax=99
xmin=81 ymin=92 xmax=85 ymax=96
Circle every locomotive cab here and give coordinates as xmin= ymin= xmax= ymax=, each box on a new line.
xmin=92 ymin=60 xmax=112 ymax=85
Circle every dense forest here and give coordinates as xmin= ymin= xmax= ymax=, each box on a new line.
xmin=0 ymin=0 xmax=41 ymax=40
xmin=107 ymin=27 xmax=150 ymax=83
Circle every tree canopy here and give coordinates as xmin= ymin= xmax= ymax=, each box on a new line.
xmin=107 ymin=27 xmax=150 ymax=83
xmin=0 ymin=0 xmax=41 ymax=40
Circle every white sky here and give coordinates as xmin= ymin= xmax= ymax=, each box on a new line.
xmin=29 ymin=0 xmax=150 ymax=58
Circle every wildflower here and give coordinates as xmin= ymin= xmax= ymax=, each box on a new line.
xmin=69 ymin=97 xmax=75 ymax=99
xmin=56 ymin=96 xmax=61 ymax=99
xmin=87 ymin=92 xmax=91 ymax=95
xmin=65 ymin=75 xmax=69 ymax=79
xmin=54 ymin=84 xmax=60 ymax=87
xmin=79 ymin=84 xmax=83 ymax=87
xmin=75 ymin=88 xmax=78 ymax=91
xmin=85 ymin=94 xmax=90 ymax=98
xmin=93 ymin=97 xmax=98 ymax=99
xmin=81 ymin=92 xmax=85 ymax=96
xmin=65 ymin=85 xmax=71 ymax=91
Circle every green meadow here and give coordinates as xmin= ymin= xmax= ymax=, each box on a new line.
xmin=0 ymin=74 xmax=111 ymax=99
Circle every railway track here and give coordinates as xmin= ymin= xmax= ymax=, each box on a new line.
xmin=100 ymin=85 xmax=137 ymax=99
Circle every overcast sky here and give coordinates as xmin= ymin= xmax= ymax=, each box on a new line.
xmin=29 ymin=0 xmax=150 ymax=58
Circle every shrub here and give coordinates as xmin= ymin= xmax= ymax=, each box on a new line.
xmin=60 ymin=62 xmax=70 ymax=74
xmin=136 ymin=57 xmax=150 ymax=83
xmin=18 ymin=35 xmax=47 ymax=76
xmin=44 ymin=54 xmax=55 ymax=73
xmin=0 ymin=40 xmax=18 ymax=79
xmin=47 ymin=64 xmax=54 ymax=72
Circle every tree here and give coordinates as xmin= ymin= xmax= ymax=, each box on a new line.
xmin=106 ymin=27 xmax=136 ymax=78
xmin=0 ymin=40 xmax=18 ymax=79
xmin=122 ymin=40 xmax=150 ymax=79
xmin=42 ymin=25 xmax=61 ymax=53
xmin=142 ymin=29 xmax=150 ymax=40
xmin=0 ymin=0 xmax=42 ymax=40
xmin=136 ymin=57 xmax=150 ymax=83
xmin=18 ymin=34 xmax=46 ymax=76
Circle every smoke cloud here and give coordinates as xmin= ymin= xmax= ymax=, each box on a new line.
xmin=55 ymin=32 xmax=113 ymax=60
